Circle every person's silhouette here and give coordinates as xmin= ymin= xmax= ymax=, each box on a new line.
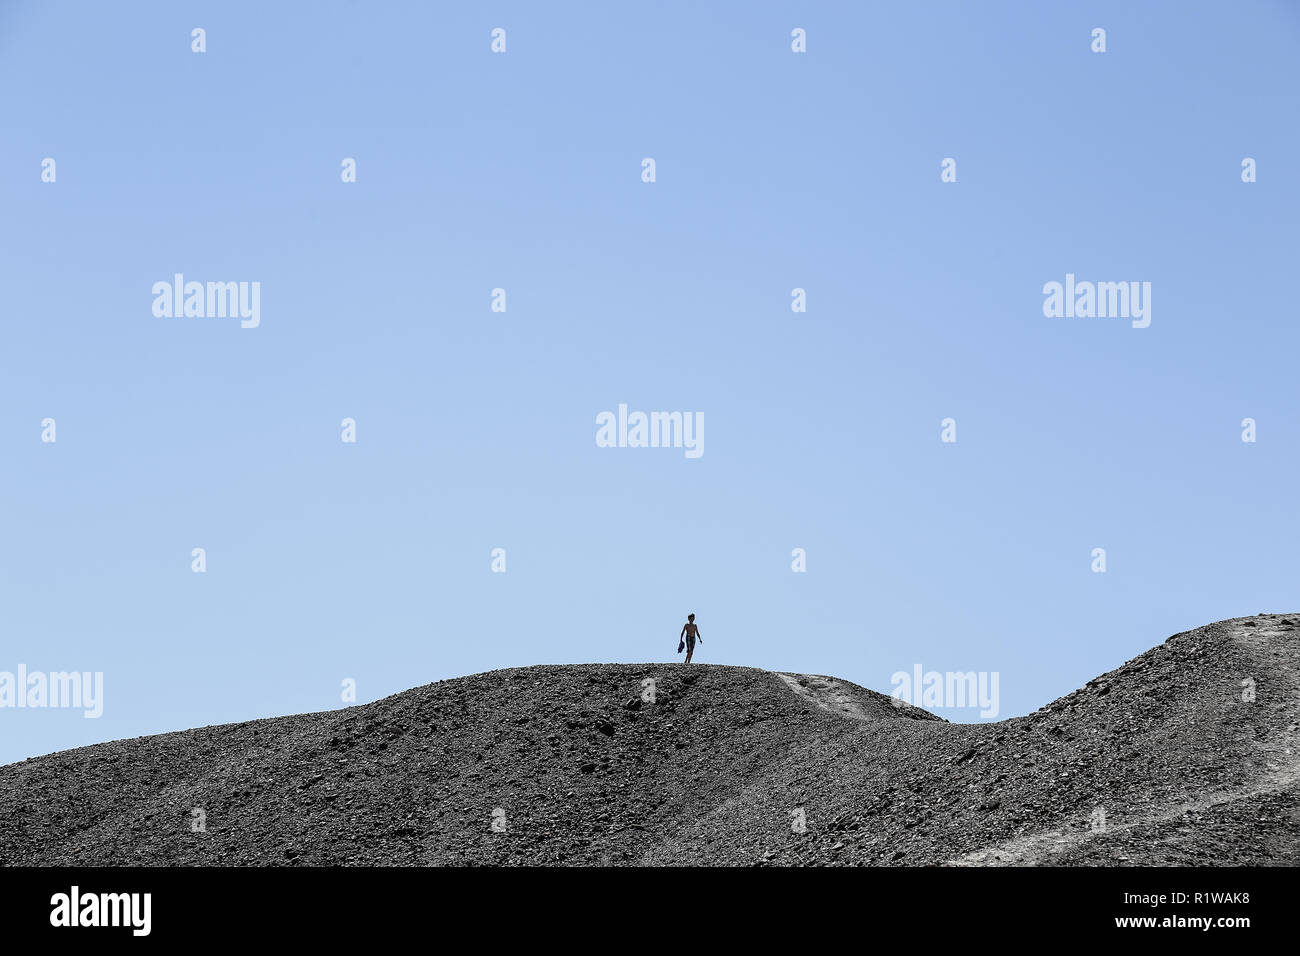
xmin=679 ymin=614 xmax=701 ymax=664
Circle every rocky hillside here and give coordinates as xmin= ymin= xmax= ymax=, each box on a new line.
xmin=1 ymin=615 xmax=1296 ymax=866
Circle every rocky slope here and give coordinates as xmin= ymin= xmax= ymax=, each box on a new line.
xmin=1 ymin=615 xmax=1296 ymax=866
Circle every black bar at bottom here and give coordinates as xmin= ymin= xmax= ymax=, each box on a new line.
xmin=0 ymin=865 xmax=1285 ymax=941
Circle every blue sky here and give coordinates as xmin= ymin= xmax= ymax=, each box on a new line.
xmin=2 ymin=1 xmax=1298 ymax=765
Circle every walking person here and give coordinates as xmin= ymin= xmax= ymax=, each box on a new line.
xmin=678 ymin=614 xmax=702 ymax=664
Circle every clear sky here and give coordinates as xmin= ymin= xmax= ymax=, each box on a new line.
xmin=2 ymin=1 xmax=1297 ymax=765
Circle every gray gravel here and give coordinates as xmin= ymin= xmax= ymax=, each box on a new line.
xmin=1 ymin=615 xmax=1295 ymax=866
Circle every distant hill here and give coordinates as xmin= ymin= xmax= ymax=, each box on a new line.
xmin=1 ymin=615 xmax=1296 ymax=866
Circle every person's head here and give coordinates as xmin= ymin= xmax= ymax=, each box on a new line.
xmin=688 ymin=613 xmax=695 ymax=622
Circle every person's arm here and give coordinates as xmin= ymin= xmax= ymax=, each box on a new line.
xmin=697 ymin=628 xmax=702 ymax=643
xmin=680 ymin=623 xmax=687 ymax=639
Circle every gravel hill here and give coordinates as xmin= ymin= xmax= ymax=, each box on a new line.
xmin=2 ymin=615 xmax=1296 ymax=866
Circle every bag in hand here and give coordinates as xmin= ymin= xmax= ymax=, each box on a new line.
xmin=677 ymin=639 xmax=685 ymax=654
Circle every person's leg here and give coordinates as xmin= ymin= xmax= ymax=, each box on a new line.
xmin=684 ymin=641 xmax=694 ymax=664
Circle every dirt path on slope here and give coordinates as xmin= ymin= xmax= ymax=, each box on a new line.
xmin=775 ymin=673 xmax=872 ymax=721
xmin=948 ymin=619 xmax=1300 ymax=866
